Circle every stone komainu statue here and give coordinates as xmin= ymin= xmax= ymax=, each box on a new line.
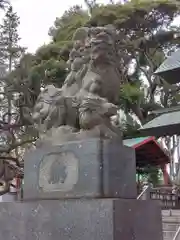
xmin=32 ymin=25 xmax=123 ymax=144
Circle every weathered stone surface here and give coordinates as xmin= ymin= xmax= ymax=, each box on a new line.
xmin=32 ymin=25 xmax=123 ymax=145
xmin=0 ymin=199 xmax=163 ymax=240
xmin=23 ymin=139 xmax=136 ymax=200
xmin=102 ymin=140 xmax=136 ymax=197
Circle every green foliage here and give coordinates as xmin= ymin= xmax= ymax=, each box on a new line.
xmin=123 ymin=114 xmax=142 ymax=138
xmin=138 ymin=166 xmax=163 ymax=186
xmin=35 ymin=44 xmax=61 ymax=62
xmin=120 ymin=83 xmax=144 ymax=105
xmin=49 ymin=5 xmax=89 ymax=42
xmin=88 ymin=0 xmax=180 ymax=28
xmin=0 ymin=5 xmax=25 ymax=70
xmin=30 ymin=58 xmax=67 ymax=87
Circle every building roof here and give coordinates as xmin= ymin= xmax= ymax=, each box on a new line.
xmin=154 ymin=49 xmax=180 ymax=84
xmin=123 ymin=137 xmax=153 ymax=148
xmin=123 ymin=136 xmax=170 ymax=167
xmin=139 ymin=111 xmax=180 ymax=136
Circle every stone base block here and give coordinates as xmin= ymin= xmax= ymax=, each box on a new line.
xmin=0 ymin=199 xmax=163 ymax=240
xmin=23 ymin=139 xmax=136 ymax=200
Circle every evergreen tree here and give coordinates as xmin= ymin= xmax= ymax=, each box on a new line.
xmin=0 ymin=5 xmax=29 ymax=165
xmin=0 ymin=5 xmax=25 ymax=71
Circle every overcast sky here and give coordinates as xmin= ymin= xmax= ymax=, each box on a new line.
xmin=7 ymin=0 xmax=113 ymax=53
xmin=11 ymin=0 xmax=85 ymax=52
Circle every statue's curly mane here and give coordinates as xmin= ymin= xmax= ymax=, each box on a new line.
xmin=33 ymin=25 xmax=122 ymax=142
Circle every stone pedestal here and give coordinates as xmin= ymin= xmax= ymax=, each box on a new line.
xmin=3 ymin=138 xmax=163 ymax=240
xmin=24 ymin=139 xmax=137 ymax=200
xmin=0 ymin=199 xmax=163 ymax=240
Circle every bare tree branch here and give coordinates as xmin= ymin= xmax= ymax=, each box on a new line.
xmin=0 ymin=138 xmax=36 ymax=154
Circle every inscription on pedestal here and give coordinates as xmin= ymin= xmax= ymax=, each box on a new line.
xmin=39 ymin=152 xmax=79 ymax=192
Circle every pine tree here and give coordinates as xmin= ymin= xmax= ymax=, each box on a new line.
xmin=0 ymin=5 xmax=25 ymax=72
xmin=0 ymin=5 xmax=25 ymax=146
